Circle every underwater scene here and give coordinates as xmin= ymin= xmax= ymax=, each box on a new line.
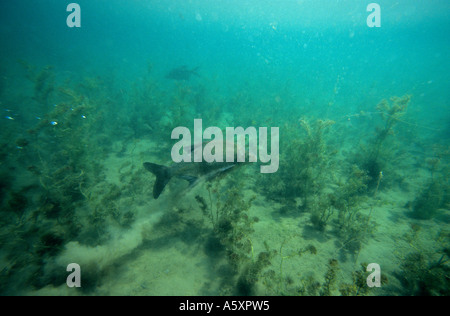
xmin=0 ymin=0 xmax=449 ymax=296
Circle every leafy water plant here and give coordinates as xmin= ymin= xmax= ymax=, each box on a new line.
xmin=275 ymin=257 xmax=341 ymax=296
xmin=19 ymin=61 xmax=55 ymax=106
xmin=320 ymin=259 xmax=340 ymax=296
xmin=235 ymin=250 xmax=274 ymax=296
xmin=331 ymin=165 xmax=378 ymax=255
xmin=0 ymin=70 xmax=120 ymax=291
xmin=397 ymin=251 xmax=450 ymax=295
xmin=260 ymin=237 xmax=318 ymax=296
xmin=407 ymin=154 xmax=448 ymax=220
xmin=339 ymin=262 xmax=387 ymax=296
xmin=196 ymin=180 xmax=257 ymax=272
xmin=260 ymin=118 xmax=335 ymax=209
xmin=409 ymin=179 xmax=446 ymax=220
xmin=309 ymin=194 xmax=335 ymax=232
xmin=195 ymin=179 xmax=273 ymax=295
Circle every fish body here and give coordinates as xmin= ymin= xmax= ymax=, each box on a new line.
xmin=144 ymin=160 xmax=237 ymax=199
xmin=145 ymin=141 xmax=254 ymax=198
xmin=165 ymin=66 xmax=200 ymax=81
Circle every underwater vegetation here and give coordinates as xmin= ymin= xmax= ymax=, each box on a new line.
xmin=195 ymin=180 xmax=264 ymax=295
xmin=339 ymin=262 xmax=389 ymax=296
xmin=409 ymin=180 xmax=447 ymax=220
xmin=407 ymin=155 xmax=449 ymax=220
xmin=354 ymin=95 xmax=410 ymax=189
xmin=18 ymin=60 xmax=55 ymax=107
xmin=393 ymin=224 xmax=450 ymax=296
xmin=259 ymin=117 xmax=336 ymax=206
xmin=0 ymin=56 xmax=448 ymax=296
xmin=0 ymin=62 xmax=148 ymax=293
xmin=397 ymin=250 xmax=449 ymax=296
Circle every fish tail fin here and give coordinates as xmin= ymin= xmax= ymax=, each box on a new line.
xmin=143 ymin=162 xmax=172 ymax=199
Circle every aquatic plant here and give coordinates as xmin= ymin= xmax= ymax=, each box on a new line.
xmin=7 ymin=191 xmax=29 ymax=216
xmin=260 ymin=237 xmax=318 ymax=296
xmin=23 ymin=80 xmax=107 ymax=214
xmin=331 ymin=166 xmax=377 ymax=255
xmin=193 ymin=179 xmax=289 ymax=295
xmin=0 ymin=41 xmax=445 ymax=297
xmin=196 ymin=181 xmax=257 ymax=272
xmin=36 ymin=231 xmax=65 ymax=257
xmin=309 ymin=194 xmax=335 ymax=232
xmin=397 ymin=250 xmax=450 ymax=296
xmin=236 ymin=250 xmax=274 ymax=296
xmin=373 ymin=96 xmax=410 ymax=155
xmin=332 ymin=166 xmax=367 ymax=224
xmin=19 ymin=61 xmax=55 ymax=106
xmin=260 ymin=117 xmax=335 ymax=209
xmin=319 ymin=259 xmax=340 ymax=296
xmin=357 ymin=95 xmax=410 ymax=189
xmin=409 ymin=179 xmax=446 ymax=220
xmin=127 ymin=69 xmax=167 ymax=140
xmin=0 ymin=68 xmax=131 ymax=294
xmin=339 ymin=262 xmax=387 ymax=296
xmin=408 ymin=154 xmax=449 ymax=220
xmin=393 ymin=223 xmax=449 ymax=296
xmin=265 ymin=255 xmax=341 ymax=296
xmin=403 ymin=223 xmax=423 ymax=245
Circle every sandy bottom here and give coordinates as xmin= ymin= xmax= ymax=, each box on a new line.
xmin=25 ymin=139 xmax=448 ymax=296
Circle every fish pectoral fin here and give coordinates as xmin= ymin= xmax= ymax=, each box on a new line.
xmin=178 ymin=175 xmax=199 ymax=187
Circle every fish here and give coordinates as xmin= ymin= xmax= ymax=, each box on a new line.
xmin=144 ymin=160 xmax=237 ymax=199
xmin=165 ymin=65 xmax=200 ymax=81
xmin=144 ymin=142 xmax=252 ymax=199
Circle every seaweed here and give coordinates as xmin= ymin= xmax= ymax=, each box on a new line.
xmin=358 ymin=95 xmax=410 ymax=189
xmin=397 ymin=251 xmax=450 ymax=296
xmin=319 ymin=259 xmax=340 ymax=296
xmin=7 ymin=190 xmax=28 ymax=210
xmin=266 ymin=256 xmax=340 ymax=296
xmin=260 ymin=118 xmax=335 ymax=209
xmin=339 ymin=262 xmax=388 ymax=296
xmin=1 ymin=51 xmax=446 ymax=296
xmin=235 ymin=251 xmax=274 ymax=296
xmin=309 ymin=194 xmax=335 ymax=232
xmin=408 ymin=155 xmax=449 ymax=220
xmin=328 ymin=165 xmax=377 ymax=255
xmin=409 ymin=179 xmax=445 ymax=220
xmin=19 ymin=61 xmax=55 ymax=106
xmin=195 ymin=180 xmax=271 ymax=295
xmin=36 ymin=231 xmax=65 ymax=257
xmin=260 ymin=237 xmax=317 ymax=295
xmin=196 ymin=181 xmax=257 ymax=272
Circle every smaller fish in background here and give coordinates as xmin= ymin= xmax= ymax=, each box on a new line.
xmin=165 ymin=65 xmax=200 ymax=81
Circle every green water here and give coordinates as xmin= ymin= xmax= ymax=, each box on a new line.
xmin=0 ymin=1 xmax=449 ymax=296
